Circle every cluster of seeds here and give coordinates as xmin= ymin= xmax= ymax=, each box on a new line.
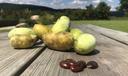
xmin=59 ymin=59 xmax=98 ymax=73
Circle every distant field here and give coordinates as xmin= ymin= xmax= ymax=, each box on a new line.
xmin=73 ymin=20 xmax=128 ymax=32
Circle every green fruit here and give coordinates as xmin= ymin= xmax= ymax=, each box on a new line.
xmin=43 ymin=32 xmax=74 ymax=51
xmin=8 ymin=28 xmax=36 ymax=39
xmin=10 ymin=34 xmax=36 ymax=49
xmin=70 ymin=28 xmax=83 ymax=40
xmin=74 ymin=34 xmax=96 ymax=54
xmin=52 ymin=16 xmax=70 ymax=33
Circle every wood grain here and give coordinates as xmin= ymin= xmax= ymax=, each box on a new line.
xmin=85 ymin=25 xmax=128 ymax=45
xmin=21 ymin=25 xmax=128 ymax=76
xmin=72 ymin=25 xmax=128 ymax=76
xmin=0 ymin=32 xmax=46 ymax=76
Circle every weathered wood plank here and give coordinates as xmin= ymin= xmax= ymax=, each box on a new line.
xmin=21 ymin=25 xmax=128 ymax=76
xmin=72 ymin=25 xmax=128 ymax=76
xmin=0 ymin=32 xmax=46 ymax=76
xmin=21 ymin=48 xmax=83 ymax=76
xmin=85 ymin=24 xmax=128 ymax=45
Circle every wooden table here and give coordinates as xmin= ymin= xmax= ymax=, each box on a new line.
xmin=0 ymin=25 xmax=128 ymax=76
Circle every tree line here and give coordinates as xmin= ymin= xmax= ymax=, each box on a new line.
xmin=0 ymin=2 xmax=110 ymax=20
xmin=119 ymin=0 xmax=128 ymax=16
xmin=0 ymin=0 xmax=127 ymax=26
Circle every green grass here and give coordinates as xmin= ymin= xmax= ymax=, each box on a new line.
xmin=110 ymin=17 xmax=128 ymax=20
xmin=73 ymin=20 xmax=128 ymax=32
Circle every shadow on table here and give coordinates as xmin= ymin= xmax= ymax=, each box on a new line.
xmin=34 ymin=40 xmax=43 ymax=45
xmin=76 ymin=49 xmax=100 ymax=56
xmin=52 ymin=48 xmax=75 ymax=52
xmin=52 ymin=48 xmax=100 ymax=57
xmin=30 ymin=40 xmax=45 ymax=49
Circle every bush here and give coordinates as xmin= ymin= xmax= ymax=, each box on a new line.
xmin=0 ymin=20 xmax=18 ymax=27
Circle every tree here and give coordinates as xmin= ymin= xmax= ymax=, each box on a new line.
xmin=86 ymin=4 xmax=95 ymax=19
xmin=120 ymin=0 xmax=128 ymax=12
xmin=95 ymin=2 xmax=110 ymax=19
xmin=120 ymin=0 xmax=128 ymax=16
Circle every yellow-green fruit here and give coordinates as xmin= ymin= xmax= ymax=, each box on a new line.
xmin=70 ymin=28 xmax=83 ymax=40
xmin=52 ymin=16 xmax=70 ymax=33
xmin=74 ymin=34 xmax=96 ymax=54
xmin=8 ymin=28 xmax=36 ymax=39
xmin=10 ymin=35 xmax=36 ymax=49
xmin=33 ymin=24 xmax=49 ymax=39
xmin=43 ymin=32 xmax=74 ymax=51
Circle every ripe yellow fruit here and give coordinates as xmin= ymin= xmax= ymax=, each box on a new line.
xmin=43 ymin=32 xmax=74 ymax=51
xmin=10 ymin=34 xmax=36 ymax=49
xmin=8 ymin=27 xmax=36 ymax=39
xmin=33 ymin=24 xmax=50 ymax=39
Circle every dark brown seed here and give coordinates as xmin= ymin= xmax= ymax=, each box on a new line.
xmin=60 ymin=61 xmax=70 ymax=69
xmin=70 ymin=63 xmax=84 ymax=72
xmin=87 ymin=61 xmax=98 ymax=69
xmin=69 ymin=61 xmax=76 ymax=66
xmin=64 ymin=59 xmax=76 ymax=66
xmin=77 ymin=61 xmax=86 ymax=68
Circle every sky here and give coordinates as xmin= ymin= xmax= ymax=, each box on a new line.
xmin=0 ymin=0 xmax=120 ymax=11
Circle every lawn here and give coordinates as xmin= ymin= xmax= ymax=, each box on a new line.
xmin=72 ymin=20 xmax=128 ymax=32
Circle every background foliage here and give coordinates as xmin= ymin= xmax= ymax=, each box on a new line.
xmin=0 ymin=0 xmax=127 ymax=27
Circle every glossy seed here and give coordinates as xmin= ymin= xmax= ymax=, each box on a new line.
xmin=70 ymin=63 xmax=84 ymax=72
xmin=65 ymin=59 xmax=76 ymax=66
xmin=87 ymin=61 xmax=98 ymax=69
xmin=59 ymin=60 xmax=70 ymax=69
xmin=69 ymin=61 xmax=76 ymax=66
xmin=77 ymin=60 xmax=86 ymax=68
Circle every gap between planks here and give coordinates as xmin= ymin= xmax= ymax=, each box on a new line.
xmin=0 ymin=32 xmax=47 ymax=76
xmin=1 ymin=24 xmax=128 ymax=76
xmin=13 ymin=45 xmax=46 ymax=76
xmin=85 ymin=25 xmax=128 ymax=45
xmin=21 ymin=25 xmax=128 ymax=76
